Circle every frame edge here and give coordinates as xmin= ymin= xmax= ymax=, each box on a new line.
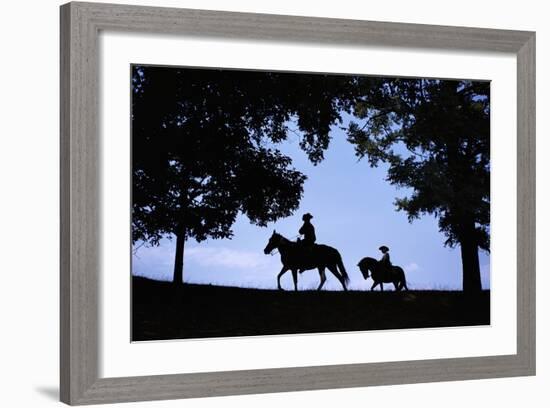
xmin=61 ymin=1 xmax=102 ymax=404
xmin=60 ymin=1 xmax=537 ymax=405
xmin=516 ymin=32 xmax=536 ymax=376
xmin=60 ymin=2 xmax=73 ymax=404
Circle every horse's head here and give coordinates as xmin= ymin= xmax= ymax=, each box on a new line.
xmin=357 ymin=257 xmax=377 ymax=280
xmin=264 ymin=230 xmax=283 ymax=255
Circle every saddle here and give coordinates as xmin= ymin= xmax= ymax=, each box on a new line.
xmin=380 ymin=264 xmax=393 ymax=280
xmin=296 ymin=241 xmax=318 ymax=271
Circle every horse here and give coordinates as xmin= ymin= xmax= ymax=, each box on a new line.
xmin=357 ymin=257 xmax=408 ymax=291
xmin=263 ymin=231 xmax=349 ymax=291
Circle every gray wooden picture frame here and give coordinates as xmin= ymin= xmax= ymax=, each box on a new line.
xmin=60 ymin=1 xmax=536 ymax=405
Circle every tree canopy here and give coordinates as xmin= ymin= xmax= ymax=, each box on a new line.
xmin=131 ymin=66 xmax=355 ymax=283
xmin=347 ymin=78 xmax=490 ymax=291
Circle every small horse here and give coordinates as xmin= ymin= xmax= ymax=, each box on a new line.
xmin=263 ymin=231 xmax=349 ymax=291
xmin=357 ymin=257 xmax=408 ymax=291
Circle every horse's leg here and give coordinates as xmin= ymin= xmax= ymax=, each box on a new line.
xmin=380 ymin=282 xmax=384 ymax=292
xmin=401 ymin=271 xmax=409 ymax=291
xmin=371 ymin=281 xmax=378 ymax=291
xmin=327 ymin=264 xmax=346 ymax=291
xmin=393 ymin=281 xmax=399 ymax=291
xmin=277 ymin=266 xmax=288 ymax=290
xmin=317 ymin=267 xmax=327 ymax=291
xmin=291 ymin=269 xmax=298 ymax=291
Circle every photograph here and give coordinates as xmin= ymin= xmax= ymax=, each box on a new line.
xmin=130 ymin=65 xmax=491 ymax=341
xmin=0 ymin=0 xmax=541 ymax=405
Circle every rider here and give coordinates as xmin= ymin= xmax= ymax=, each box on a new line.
xmin=378 ymin=245 xmax=392 ymax=279
xmin=298 ymin=213 xmax=316 ymax=247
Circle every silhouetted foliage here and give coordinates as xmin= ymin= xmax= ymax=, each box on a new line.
xmin=132 ymin=66 xmax=355 ymax=284
xmin=347 ymin=78 xmax=490 ymax=292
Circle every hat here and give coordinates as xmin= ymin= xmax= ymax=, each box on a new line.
xmin=302 ymin=213 xmax=313 ymax=220
xmin=379 ymin=245 xmax=389 ymax=252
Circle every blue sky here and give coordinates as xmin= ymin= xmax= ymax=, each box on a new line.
xmin=132 ymin=118 xmax=490 ymax=291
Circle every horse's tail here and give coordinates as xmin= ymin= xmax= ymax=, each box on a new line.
xmin=396 ymin=266 xmax=408 ymax=291
xmin=337 ymin=253 xmax=350 ymax=284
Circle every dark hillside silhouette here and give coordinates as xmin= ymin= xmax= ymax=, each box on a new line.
xmin=132 ymin=276 xmax=490 ymax=341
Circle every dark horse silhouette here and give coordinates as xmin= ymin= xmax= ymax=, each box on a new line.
xmin=357 ymin=257 xmax=408 ymax=291
xmin=263 ymin=231 xmax=349 ymax=291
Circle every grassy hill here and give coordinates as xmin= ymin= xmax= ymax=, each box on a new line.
xmin=132 ymin=276 xmax=490 ymax=341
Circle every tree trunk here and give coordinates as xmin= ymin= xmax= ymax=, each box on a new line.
xmin=173 ymin=225 xmax=186 ymax=285
xmin=459 ymin=221 xmax=482 ymax=293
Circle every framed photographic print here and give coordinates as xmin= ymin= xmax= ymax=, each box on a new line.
xmin=60 ymin=1 xmax=535 ymax=405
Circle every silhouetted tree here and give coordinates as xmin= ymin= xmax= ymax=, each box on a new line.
xmin=347 ymin=79 xmax=490 ymax=292
xmin=132 ymin=66 xmax=354 ymax=284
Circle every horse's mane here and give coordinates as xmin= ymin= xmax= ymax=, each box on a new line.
xmin=274 ymin=232 xmax=293 ymax=244
xmin=358 ymin=257 xmax=378 ymax=266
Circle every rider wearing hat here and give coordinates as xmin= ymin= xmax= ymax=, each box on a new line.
xmin=297 ymin=213 xmax=316 ymax=273
xmin=379 ymin=245 xmax=392 ymax=278
xmin=299 ymin=213 xmax=316 ymax=247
